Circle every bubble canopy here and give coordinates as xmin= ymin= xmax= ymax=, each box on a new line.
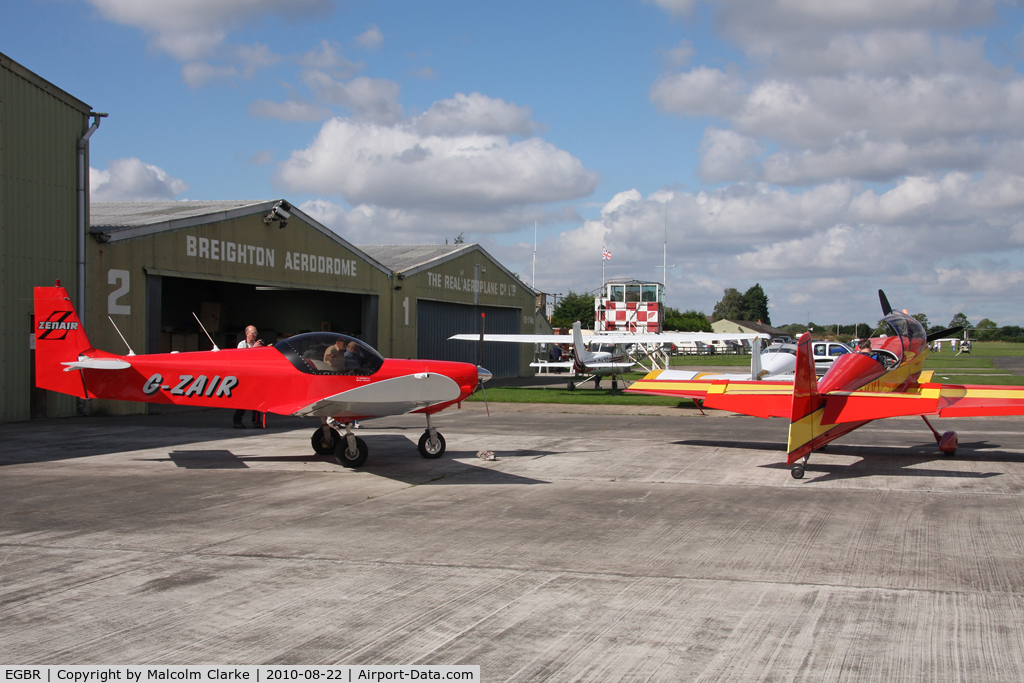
xmin=274 ymin=332 xmax=384 ymax=376
xmin=866 ymin=313 xmax=928 ymax=367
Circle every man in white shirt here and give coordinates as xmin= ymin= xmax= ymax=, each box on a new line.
xmin=233 ymin=325 xmax=265 ymax=429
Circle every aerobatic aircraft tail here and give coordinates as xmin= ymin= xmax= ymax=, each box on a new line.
xmin=34 ymin=283 xmax=96 ymax=398
xmin=786 ymin=333 xmax=824 ymax=464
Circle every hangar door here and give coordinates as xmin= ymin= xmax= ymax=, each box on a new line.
xmin=417 ymin=300 xmax=520 ymax=379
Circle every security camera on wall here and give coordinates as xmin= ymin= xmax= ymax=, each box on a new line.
xmin=273 ymin=200 xmax=291 ymax=220
xmin=263 ymin=200 xmax=292 ymax=228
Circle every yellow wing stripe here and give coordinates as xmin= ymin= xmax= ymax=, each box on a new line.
xmin=629 ymin=380 xmax=792 ymax=396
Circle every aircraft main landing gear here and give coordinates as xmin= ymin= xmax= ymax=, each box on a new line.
xmin=311 ymin=423 xmax=340 ymax=456
xmin=336 ymin=426 xmax=368 ymax=468
xmin=923 ymin=416 xmax=958 ymax=456
xmin=315 ymin=418 xmax=368 ymax=467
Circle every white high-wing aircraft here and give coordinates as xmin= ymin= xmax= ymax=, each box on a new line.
xmin=450 ymin=321 xmax=769 ymax=389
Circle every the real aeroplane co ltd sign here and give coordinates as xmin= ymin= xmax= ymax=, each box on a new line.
xmin=426 ymin=270 xmax=517 ymax=298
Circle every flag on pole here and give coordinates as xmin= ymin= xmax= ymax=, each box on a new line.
xmin=602 ymin=248 xmax=611 ymax=260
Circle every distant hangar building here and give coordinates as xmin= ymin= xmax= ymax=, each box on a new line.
xmin=85 ymin=201 xmax=539 ymax=415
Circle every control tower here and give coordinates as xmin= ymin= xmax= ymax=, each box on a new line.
xmin=595 ymin=278 xmax=663 ymax=333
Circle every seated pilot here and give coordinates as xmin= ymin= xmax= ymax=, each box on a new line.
xmin=343 ymin=341 xmax=361 ymax=371
xmin=323 ymin=342 xmax=347 ymax=372
xmin=858 ymin=339 xmax=878 ymax=359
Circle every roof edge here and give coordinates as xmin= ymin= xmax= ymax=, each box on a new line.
xmin=391 ymin=243 xmax=536 ymax=295
xmin=1 ymin=50 xmax=92 ymax=115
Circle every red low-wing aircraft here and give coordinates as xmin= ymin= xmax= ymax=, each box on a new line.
xmin=34 ymin=283 xmax=490 ymax=467
xmin=627 ymin=290 xmax=1024 ymax=479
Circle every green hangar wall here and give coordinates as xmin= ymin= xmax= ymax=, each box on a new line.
xmin=1 ymin=51 xmax=95 ymax=422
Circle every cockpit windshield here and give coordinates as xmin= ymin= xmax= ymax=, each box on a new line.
xmin=861 ymin=314 xmax=927 ymax=368
xmin=274 ymin=332 xmax=384 ymax=376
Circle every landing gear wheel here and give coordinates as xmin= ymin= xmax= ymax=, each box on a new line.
xmin=791 ymin=464 xmax=805 ymax=479
xmin=335 ymin=435 xmax=368 ymax=468
xmin=418 ymin=431 xmax=446 ymax=459
xmin=311 ymin=427 xmax=340 ymax=456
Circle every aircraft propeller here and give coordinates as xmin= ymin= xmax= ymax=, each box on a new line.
xmin=878 ymin=289 xmax=893 ymax=316
xmin=926 ymin=326 xmax=964 ymax=343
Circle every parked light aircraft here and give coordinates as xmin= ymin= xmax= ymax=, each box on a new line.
xmin=756 ymin=339 xmax=854 ymax=376
xmin=34 ymin=283 xmax=490 ymax=467
xmin=450 ymin=321 xmax=768 ymax=389
xmin=626 ymin=291 xmax=1024 ymax=479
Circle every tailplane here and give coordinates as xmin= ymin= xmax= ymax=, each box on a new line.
xmin=34 ymin=284 xmax=96 ymax=398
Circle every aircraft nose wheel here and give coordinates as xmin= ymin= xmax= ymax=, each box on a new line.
xmin=791 ymin=464 xmax=805 ymax=479
xmin=418 ymin=431 xmax=446 ymax=458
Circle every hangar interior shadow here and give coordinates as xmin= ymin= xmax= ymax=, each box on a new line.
xmin=156 ymin=276 xmax=369 ymax=352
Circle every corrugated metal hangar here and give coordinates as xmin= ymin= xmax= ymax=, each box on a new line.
xmin=2 ymin=51 xmax=544 ymax=422
xmin=1 ymin=51 xmax=99 ymax=422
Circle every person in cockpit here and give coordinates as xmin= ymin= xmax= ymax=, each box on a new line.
xmin=858 ymin=338 xmax=878 ymax=361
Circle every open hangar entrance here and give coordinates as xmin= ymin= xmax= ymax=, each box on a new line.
xmin=147 ymin=274 xmax=377 ymax=353
xmin=416 ymin=299 xmax=520 ymax=379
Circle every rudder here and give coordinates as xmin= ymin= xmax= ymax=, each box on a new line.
xmin=34 ymin=284 xmax=94 ymax=398
xmin=786 ymin=332 xmax=823 ymax=464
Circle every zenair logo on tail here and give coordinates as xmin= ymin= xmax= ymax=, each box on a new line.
xmin=37 ymin=311 xmax=80 ymax=340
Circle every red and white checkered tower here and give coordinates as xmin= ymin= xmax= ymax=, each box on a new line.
xmin=595 ymin=279 xmax=663 ymax=333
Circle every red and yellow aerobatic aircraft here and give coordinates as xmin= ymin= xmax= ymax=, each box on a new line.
xmin=34 ymin=283 xmax=490 ymax=468
xmin=627 ymin=291 xmax=1024 ymax=478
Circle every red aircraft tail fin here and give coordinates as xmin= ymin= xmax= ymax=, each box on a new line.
xmin=786 ymin=333 xmax=824 ymax=464
xmin=34 ymin=284 xmax=95 ymax=398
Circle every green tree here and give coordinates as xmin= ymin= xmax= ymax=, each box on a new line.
xmin=712 ymin=285 xmax=771 ymax=324
xmin=663 ymin=307 xmax=712 ymax=332
xmin=551 ymin=291 xmax=595 ymax=329
xmin=975 ymin=318 xmax=998 ymax=341
xmin=712 ymin=288 xmax=745 ymax=321
xmin=742 ymin=283 xmax=771 ymax=325
xmin=912 ymin=312 xmax=930 ymax=329
xmin=949 ymin=312 xmax=972 ymax=329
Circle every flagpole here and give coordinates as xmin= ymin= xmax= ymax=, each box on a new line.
xmin=532 ymin=221 xmax=537 ymax=289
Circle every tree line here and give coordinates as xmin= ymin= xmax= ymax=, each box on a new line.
xmin=550 ymin=291 xmax=713 ymax=332
xmin=549 ymin=286 xmax=1022 ymax=341
xmin=549 ymin=284 xmax=772 ymax=332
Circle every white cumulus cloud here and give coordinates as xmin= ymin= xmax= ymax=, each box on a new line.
xmin=278 ymin=118 xmax=599 ymax=211
xmin=90 ymin=158 xmax=189 ymax=201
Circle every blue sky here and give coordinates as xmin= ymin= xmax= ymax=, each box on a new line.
xmin=7 ymin=0 xmax=1024 ymax=328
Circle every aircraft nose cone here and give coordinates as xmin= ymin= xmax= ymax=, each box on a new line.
xmin=477 ymin=366 xmax=493 ymax=383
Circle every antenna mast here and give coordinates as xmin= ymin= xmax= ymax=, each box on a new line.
xmin=656 ymin=205 xmax=675 ymax=305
